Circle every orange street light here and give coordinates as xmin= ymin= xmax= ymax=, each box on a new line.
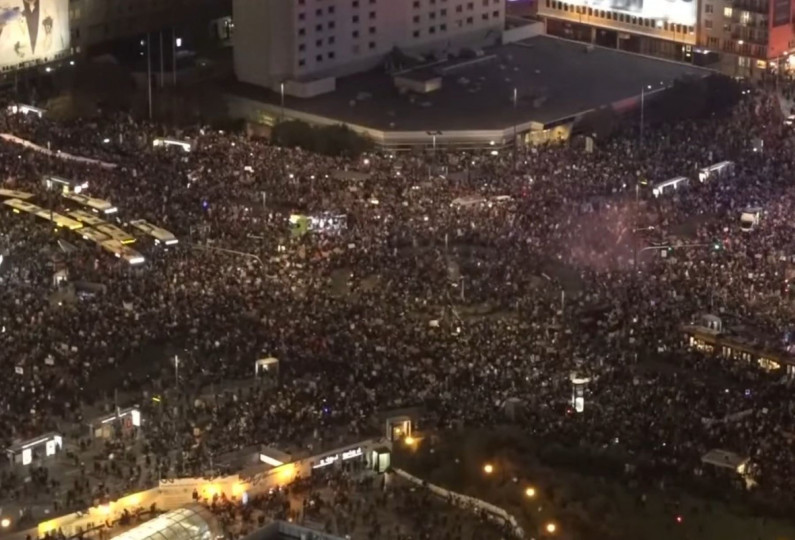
xmin=525 ymin=487 xmax=536 ymax=498
xmin=483 ymin=463 xmax=494 ymax=474
xmin=545 ymin=522 xmax=557 ymax=534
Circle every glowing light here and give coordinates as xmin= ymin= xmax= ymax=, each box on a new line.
xmin=676 ymin=515 xmax=683 ymax=524
xmin=404 ymin=436 xmax=415 ymax=445
xmin=1 ymin=518 xmax=11 ymax=528
xmin=483 ymin=463 xmax=494 ymax=474
xmin=545 ymin=522 xmax=557 ymax=534
xmin=525 ymin=487 xmax=536 ymax=498
xmin=97 ymin=504 xmax=112 ymax=516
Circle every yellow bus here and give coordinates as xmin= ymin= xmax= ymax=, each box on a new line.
xmin=4 ymin=198 xmax=42 ymax=215
xmin=80 ymin=228 xmax=111 ymax=244
xmin=37 ymin=210 xmax=83 ymax=231
xmin=0 ymin=189 xmax=34 ymax=200
xmin=62 ymin=192 xmax=118 ymax=215
xmin=67 ymin=209 xmax=106 ymax=227
xmin=100 ymin=240 xmax=145 ymax=265
xmin=129 ymin=219 xmax=179 ymax=246
xmin=96 ymin=223 xmax=136 ymax=245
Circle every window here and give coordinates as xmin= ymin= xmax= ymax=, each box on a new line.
xmin=413 ymin=0 xmax=420 ymax=7
xmin=298 ymin=13 xmax=305 ymax=20
xmin=704 ymin=19 xmax=713 ymax=28
xmin=723 ymin=7 xmax=732 ymax=17
xmin=440 ymin=23 xmax=447 ymax=30
xmin=467 ymin=2 xmax=474 ymax=10
xmin=315 ymin=39 xmax=322 ymax=46
xmin=316 ymin=54 xmax=323 ymax=62
xmin=429 ymin=11 xmax=436 ymax=19
xmin=298 ymin=28 xmax=305 ymax=36
xmin=353 ymin=0 xmax=359 ymax=6
xmin=353 ymin=15 xmax=359 ymax=22
xmin=441 ymin=8 xmax=447 ymax=15
xmin=315 ymin=24 xmax=322 ymax=31
xmin=298 ymin=43 xmax=306 ymax=51
xmin=704 ymin=4 xmax=713 ymax=13
xmin=369 ymin=41 xmax=376 ymax=49
xmin=413 ymin=29 xmax=420 ymax=37
xmin=482 ymin=13 xmax=488 ymax=20
xmin=328 ymin=6 xmax=335 ymax=13
xmin=466 ymin=16 xmax=473 ymax=23
xmin=298 ymin=0 xmax=305 ymax=5
xmin=329 ymin=36 xmax=335 ymax=44
xmin=493 ymin=10 xmax=499 ymax=17
xmin=329 ymin=21 xmax=335 ymax=29
xmin=315 ymin=8 xmax=322 ymax=15
xmin=352 ymin=30 xmax=359 ymax=37
xmin=298 ymin=59 xmax=306 ymax=66
xmin=482 ymin=0 xmax=488 ymax=5
xmin=369 ymin=26 xmax=376 ymax=34
xmin=414 ymin=15 xmax=420 ymax=22
xmin=429 ymin=25 xmax=436 ymax=33
xmin=328 ymin=51 xmax=336 ymax=59
xmin=456 ymin=5 xmax=462 ymax=12
xmin=369 ymin=11 xmax=376 ymax=19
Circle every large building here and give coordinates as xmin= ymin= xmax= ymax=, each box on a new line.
xmin=233 ymin=0 xmax=506 ymax=94
xmin=536 ymin=0 xmax=795 ymax=76
xmin=68 ymin=0 xmax=231 ymax=53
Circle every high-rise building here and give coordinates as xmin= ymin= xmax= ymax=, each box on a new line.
xmin=537 ymin=0 xmax=795 ymax=77
xmin=233 ymin=0 xmax=506 ymax=93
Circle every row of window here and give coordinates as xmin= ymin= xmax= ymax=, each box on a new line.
xmin=412 ymin=0 xmax=500 ymax=7
xmin=298 ymin=11 xmax=376 ymax=36
xmin=545 ymin=0 xmax=695 ymax=34
xmin=412 ymin=8 xmax=499 ymax=22
xmin=297 ymin=0 xmax=376 ymax=5
xmin=297 ymin=41 xmax=378 ymax=67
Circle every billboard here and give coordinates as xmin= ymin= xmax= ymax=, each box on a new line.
xmin=562 ymin=0 xmax=697 ymax=27
xmin=772 ymin=0 xmax=791 ymax=27
xmin=0 ymin=0 xmax=69 ymax=69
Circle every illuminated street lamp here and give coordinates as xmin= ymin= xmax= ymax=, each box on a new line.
xmin=525 ymin=487 xmax=536 ymax=498
xmin=404 ymin=435 xmax=415 ymax=446
xmin=1 ymin=518 xmax=11 ymax=528
xmin=483 ymin=463 xmax=494 ymax=474
xmin=545 ymin=522 xmax=557 ymax=534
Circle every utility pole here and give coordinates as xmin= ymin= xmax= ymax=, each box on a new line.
xmin=513 ymin=87 xmax=518 ymax=170
xmin=640 ymin=85 xmax=645 ymax=146
xmin=147 ymin=33 xmax=153 ymax=119
xmin=172 ymin=28 xmax=177 ymax=86
xmin=159 ymin=31 xmax=165 ymax=89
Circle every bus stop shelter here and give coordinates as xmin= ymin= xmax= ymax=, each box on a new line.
xmin=6 ymin=432 xmax=63 ymax=466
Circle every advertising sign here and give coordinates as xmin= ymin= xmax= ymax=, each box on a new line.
xmin=0 ymin=0 xmax=70 ymax=70
xmin=560 ymin=0 xmax=697 ymax=26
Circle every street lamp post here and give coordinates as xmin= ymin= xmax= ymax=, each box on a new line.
xmin=513 ymin=87 xmax=518 ymax=170
xmin=280 ymin=82 xmax=285 ymax=119
xmin=640 ymin=85 xmax=645 ymax=146
xmin=426 ymin=130 xmax=442 ymax=179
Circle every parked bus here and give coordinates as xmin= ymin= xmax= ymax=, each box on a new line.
xmin=652 ymin=177 xmax=689 ymax=197
xmin=100 ymin=240 xmax=145 ymax=265
xmin=152 ymin=138 xmax=192 ymax=152
xmin=698 ymin=161 xmax=735 ymax=183
xmin=129 ymin=219 xmax=178 ymax=246
xmin=0 ymin=189 xmax=34 ymax=200
xmin=96 ymin=223 xmax=136 ymax=245
xmin=62 ymin=192 xmax=118 ymax=215
xmin=43 ymin=175 xmax=88 ymax=194
xmin=67 ymin=209 xmax=106 ymax=227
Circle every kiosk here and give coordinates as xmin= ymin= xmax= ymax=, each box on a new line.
xmin=88 ymin=407 xmax=142 ymax=439
xmin=6 ymin=433 xmax=63 ymax=466
xmin=570 ymin=374 xmax=591 ymax=413
xmin=254 ymin=357 xmax=279 ymax=381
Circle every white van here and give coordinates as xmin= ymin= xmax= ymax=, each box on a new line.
xmin=740 ymin=207 xmax=762 ymax=231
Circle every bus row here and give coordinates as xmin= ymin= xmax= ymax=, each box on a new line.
xmin=2 ymin=198 xmax=178 ymax=264
xmin=651 ymin=161 xmax=735 ymax=198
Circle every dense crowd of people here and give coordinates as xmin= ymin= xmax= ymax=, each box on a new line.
xmin=0 ymin=80 xmax=795 ymax=538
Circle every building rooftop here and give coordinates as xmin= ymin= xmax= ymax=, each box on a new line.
xmin=229 ymin=35 xmax=711 ymax=133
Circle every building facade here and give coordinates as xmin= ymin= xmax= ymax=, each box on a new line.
xmin=233 ymin=0 xmax=506 ymax=92
xmin=537 ymin=0 xmax=795 ymax=76
xmin=67 ymin=0 xmax=230 ymax=54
